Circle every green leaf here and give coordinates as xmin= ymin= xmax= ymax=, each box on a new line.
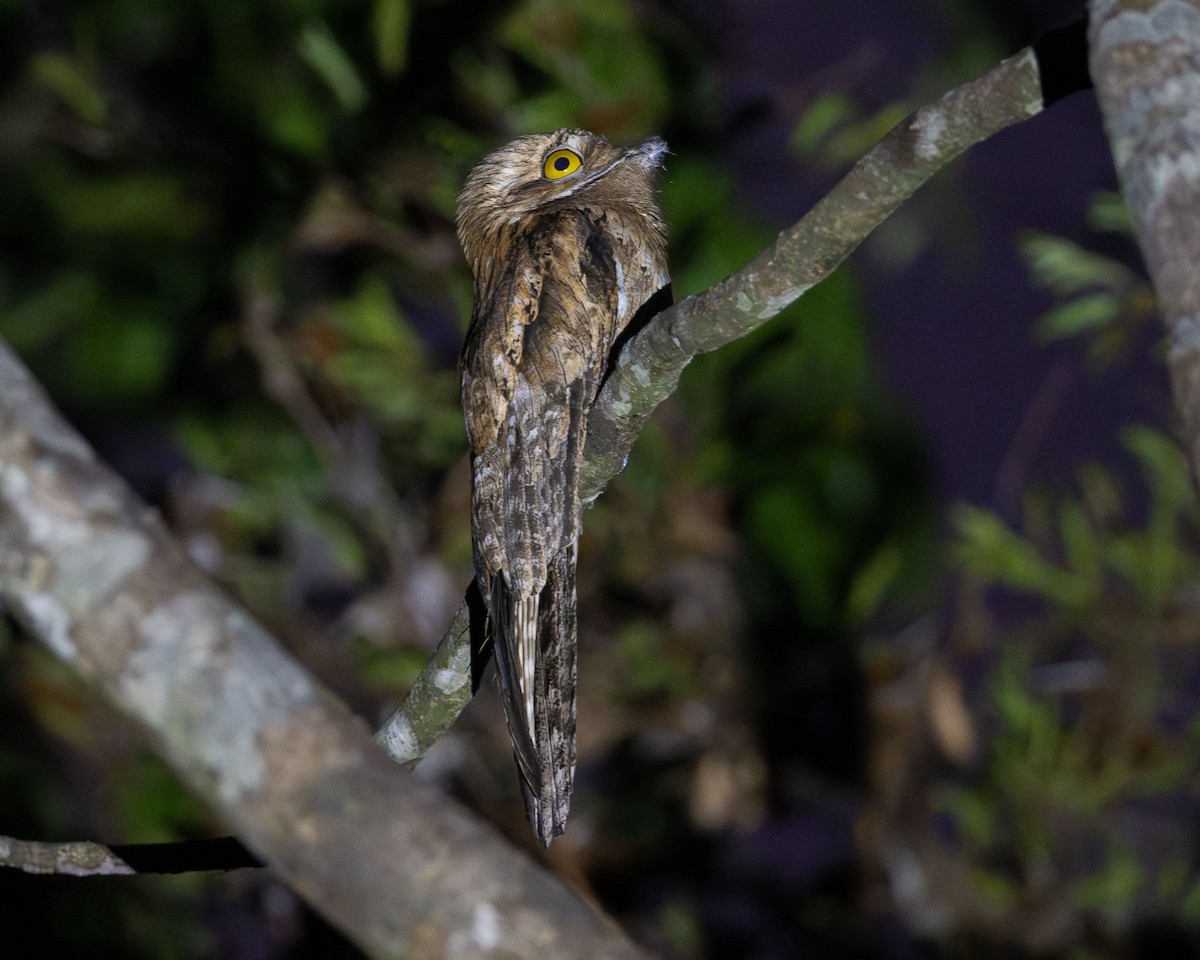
xmin=660 ymin=159 xmax=768 ymax=297
xmin=30 ymin=51 xmax=106 ymax=124
xmin=969 ymin=867 xmax=1019 ymax=907
xmin=261 ymin=80 xmax=329 ymax=157
xmin=113 ymin=751 xmax=211 ymax=843
xmin=953 ymin=505 xmax=1092 ymax=608
xmin=1123 ymin=426 xmax=1193 ymax=518
xmin=1021 ymin=231 xmax=1131 ymax=296
xmin=791 ymin=91 xmax=856 ymax=154
xmin=70 ymin=314 xmax=174 ymax=403
xmin=336 ymin=275 xmax=408 ymax=349
xmin=746 ymin=485 xmax=843 ymax=625
xmin=508 ymin=90 xmax=582 ymax=139
xmin=822 ymin=102 xmax=910 ymax=166
xmin=845 ymin=541 xmax=903 ymax=622
xmin=176 ymin=408 xmax=322 ymax=490
xmin=658 ymin=900 xmax=703 ymax=956
xmin=935 ymin=784 xmax=997 ymax=847
xmin=0 ymin=271 xmax=93 ymax=352
xmin=449 ymin=51 xmax=519 ymax=120
xmin=499 ymin=0 xmax=668 ymax=137
xmin=1158 ymin=854 xmax=1190 ymax=898
xmin=299 ymin=21 xmax=368 ymax=112
xmin=1087 ymin=191 xmax=1134 ymax=234
xmin=1036 ymin=292 xmax=1121 ymax=341
xmin=373 ymin=0 xmax=410 ymax=76
xmin=790 ymin=92 xmax=909 ymax=166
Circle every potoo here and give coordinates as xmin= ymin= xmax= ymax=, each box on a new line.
xmin=457 ymin=129 xmax=670 ymax=844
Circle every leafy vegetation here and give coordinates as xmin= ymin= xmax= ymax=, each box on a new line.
xmin=0 ymin=1 xmax=1195 ymax=958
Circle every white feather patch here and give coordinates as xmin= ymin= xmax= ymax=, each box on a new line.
xmin=514 ymin=593 xmax=539 ymax=734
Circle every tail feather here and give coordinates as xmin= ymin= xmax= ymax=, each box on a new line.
xmin=514 ymin=593 xmax=539 ymax=737
xmin=528 ymin=549 xmax=577 ymax=842
xmin=489 ymin=575 xmax=541 ymax=793
xmin=488 ymin=551 xmax=577 ymax=846
xmin=481 ymin=378 xmax=588 ymax=845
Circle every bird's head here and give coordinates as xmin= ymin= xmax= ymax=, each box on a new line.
xmin=456 ymin=129 xmax=667 ymax=271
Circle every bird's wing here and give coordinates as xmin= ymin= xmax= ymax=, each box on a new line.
xmin=461 ymin=212 xmax=619 ymax=842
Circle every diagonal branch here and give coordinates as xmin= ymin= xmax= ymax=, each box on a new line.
xmin=0 ymin=34 xmax=1062 ymax=948
xmin=0 ymin=342 xmax=654 ymax=959
xmin=379 ymin=46 xmax=1046 ymax=760
xmin=581 ymin=48 xmax=1043 ymax=498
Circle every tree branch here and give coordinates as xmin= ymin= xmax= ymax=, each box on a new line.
xmin=0 ymin=342 xmax=653 ymax=960
xmin=0 ymin=834 xmax=267 ymax=875
xmin=0 ymin=835 xmax=134 ymax=876
xmin=1088 ymin=0 xmax=1200 ymax=477
xmin=379 ymin=46 xmax=1046 ymax=761
xmin=0 ymin=37 xmax=1056 ymax=949
xmin=581 ymin=48 xmax=1043 ymax=496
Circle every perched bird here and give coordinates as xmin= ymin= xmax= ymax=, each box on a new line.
xmin=456 ymin=129 xmax=670 ymax=844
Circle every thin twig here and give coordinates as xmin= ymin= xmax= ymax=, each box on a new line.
xmin=0 ymin=836 xmax=134 ymax=877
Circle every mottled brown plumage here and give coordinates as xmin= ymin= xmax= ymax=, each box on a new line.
xmin=457 ymin=129 xmax=670 ymax=844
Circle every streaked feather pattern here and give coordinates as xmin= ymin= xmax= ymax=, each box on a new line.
xmin=457 ymin=129 xmax=669 ymax=844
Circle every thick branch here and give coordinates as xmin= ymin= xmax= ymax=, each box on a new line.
xmin=0 ymin=342 xmax=652 ymax=960
xmin=1088 ymin=0 xmax=1200 ymax=476
xmin=381 ymin=47 xmax=1045 ymax=758
xmin=0 ymin=42 xmax=1054 ymax=940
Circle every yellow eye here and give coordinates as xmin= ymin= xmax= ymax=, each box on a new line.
xmin=543 ymin=148 xmax=582 ymax=180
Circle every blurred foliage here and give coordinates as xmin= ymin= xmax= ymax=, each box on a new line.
xmin=0 ymin=1 xmax=1195 ymax=959
xmin=916 ymin=425 xmax=1200 ymax=951
xmin=0 ymin=0 xmax=831 ymax=956
xmin=792 ymin=91 xmax=912 ymax=169
xmin=684 ymin=274 xmax=934 ymax=635
xmin=1021 ymin=193 xmax=1157 ymax=366
xmin=954 ymin=427 xmax=1197 ymax=616
xmin=867 ymin=195 xmax=1200 ymax=955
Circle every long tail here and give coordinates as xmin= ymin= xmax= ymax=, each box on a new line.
xmin=480 ymin=375 xmax=586 ymax=845
xmin=490 ymin=551 xmax=577 ymax=845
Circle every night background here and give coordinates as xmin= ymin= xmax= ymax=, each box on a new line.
xmin=1 ymin=0 xmax=1197 ymax=957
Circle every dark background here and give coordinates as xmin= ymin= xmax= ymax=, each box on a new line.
xmin=2 ymin=0 xmax=1197 ymax=957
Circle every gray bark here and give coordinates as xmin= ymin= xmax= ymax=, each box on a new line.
xmin=0 ymin=343 xmax=652 ymax=960
xmin=1089 ymin=0 xmax=1200 ymax=477
xmin=0 ymin=35 xmax=1057 ymax=959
